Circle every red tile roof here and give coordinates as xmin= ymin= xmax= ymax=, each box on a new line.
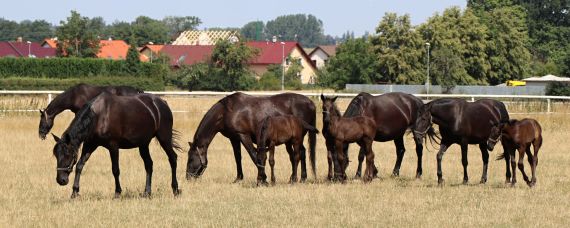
xmin=247 ymin=41 xmax=298 ymax=65
xmin=160 ymin=45 xmax=215 ymax=66
xmin=0 ymin=41 xmax=56 ymax=58
xmin=140 ymin=44 xmax=165 ymax=62
xmin=97 ymin=40 xmax=130 ymax=60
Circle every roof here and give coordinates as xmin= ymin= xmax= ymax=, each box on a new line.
xmin=247 ymin=41 xmax=315 ymax=68
xmin=523 ymin=74 xmax=570 ymax=82
xmin=41 ymin=39 xmax=58 ymax=48
xmin=97 ymin=40 xmax=130 ymax=60
xmin=309 ymin=45 xmax=337 ymax=57
xmin=0 ymin=41 xmax=56 ymax=58
xmin=139 ymin=44 xmax=164 ymax=62
xmin=172 ymin=30 xmax=239 ymax=45
xmin=160 ymin=45 xmax=215 ymax=66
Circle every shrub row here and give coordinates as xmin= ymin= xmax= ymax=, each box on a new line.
xmin=0 ymin=57 xmax=166 ymax=80
xmin=0 ymin=77 xmax=164 ymax=91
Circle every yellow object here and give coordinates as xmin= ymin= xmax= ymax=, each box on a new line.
xmin=506 ymin=80 xmax=526 ymax=86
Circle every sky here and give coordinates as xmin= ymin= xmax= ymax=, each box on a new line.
xmin=0 ymin=0 xmax=466 ymax=36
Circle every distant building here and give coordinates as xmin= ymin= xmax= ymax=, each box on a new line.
xmin=139 ymin=44 xmax=164 ymax=62
xmin=523 ymin=74 xmax=570 ymax=87
xmin=172 ymin=30 xmax=240 ymax=45
xmin=309 ymin=45 xmax=337 ymax=69
xmin=159 ymin=45 xmax=215 ymax=67
xmin=0 ymin=38 xmax=56 ymax=58
xmin=97 ymin=39 xmax=130 ymax=60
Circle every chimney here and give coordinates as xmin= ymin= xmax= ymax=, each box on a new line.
xmin=272 ymin=36 xmax=277 ymax=43
xmin=16 ymin=37 xmax=23 ymax=42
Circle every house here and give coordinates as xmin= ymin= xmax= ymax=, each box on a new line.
xmin=157 ymin=41 xmax=317 ymax=84
xmin=248 ymin=41 xmax=317 ymax=84
xmin=172 ymin=30 xmax=239 ymax=45
xmin=0 ymin=39 xmax=56 ymax=58
xmin=41 ymin=38 xmax=58 ymax=48
xmin=523 ymin=74 xmax=570 ymax=87
xmin=139 ymin=44 xmax=164 ymax=62
xmin=97 ymin=39 xmax=129 ymax=60
xmin=308 ymin=45 xmax=337 ymax=69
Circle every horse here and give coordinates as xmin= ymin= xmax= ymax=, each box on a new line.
xmin=336 ymin=92 xmax=427 ymax=180
xmin=321 ymin=95 xmax=377 ymax=182
xmin=487 ymin=118 xmax=542 ymax=187
xmin=414 ymin=98 xmax=509 ymax=186
xmin=186 ymin=92 xmax=317 ymax=183
xmin=51 ymin=92 xmax=181 ymax=198
xmin=256 ymin=115 xmax=319 ymax=185
xmin=39 ymin=83 xmax=142 ymax=140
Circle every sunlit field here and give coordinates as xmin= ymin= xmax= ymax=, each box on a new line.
xmin=1 ymin=95 xmax=569 ymax=226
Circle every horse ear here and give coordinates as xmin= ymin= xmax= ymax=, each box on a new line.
xmin=51 ymin=133 xmax=61 ymax=142
xmin=188 ymin=142 xmax=193 ymax=147
xmin=320 ymin=94 xmax=325 ymax=101
xmin=332 ymin=96 xmax=338 ymax=102
xmin=39 ymin=109 xmax=44 ymax=115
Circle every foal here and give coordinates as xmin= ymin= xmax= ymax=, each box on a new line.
xmin=256 ymin=115 xmax=319 ymax=185
xmin=487 ymin=118 xmax=543 ymax=187
xmin=321 ymin=95 xmax=377 ymax=182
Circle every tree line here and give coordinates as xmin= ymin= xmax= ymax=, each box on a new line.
xmin=320 ymin=1 xmax=570 ymax=89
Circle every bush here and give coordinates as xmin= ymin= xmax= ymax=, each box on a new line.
xmin=546 ymin=82 xmax=570 ymax=96
xmin=0 ymin=77 xmax=164 ymax=91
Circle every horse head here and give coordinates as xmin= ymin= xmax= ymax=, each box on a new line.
xmin=413 ymin=105 xmax=433 ymax=143
xmin=487 ymin=121 xmax=505 ymax=151
xmin=39 ymin=109 xmax=54 ymax=140
xmin=52 ymin=133 xmax=78 ymax=186
xmin=186 ymin=142 xmax=208 ymax=180
xmin=320 ymin=94 xmax=338 ymax=123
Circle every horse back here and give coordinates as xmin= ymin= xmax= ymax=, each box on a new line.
xmin=504 ymin=118 xmax=542 ymax=145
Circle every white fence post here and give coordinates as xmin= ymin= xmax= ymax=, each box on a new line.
xmin=547 ymin=99 xmax=551 ymax=113
xmin=48 ymin=93 xmax=52 ymax=104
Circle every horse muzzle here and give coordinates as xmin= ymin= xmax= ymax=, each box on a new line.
xmin=56 ymin=174 xmax=69 ymax=186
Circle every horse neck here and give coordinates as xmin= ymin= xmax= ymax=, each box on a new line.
xmin=324 ymin=108 xmax=341 ymax=132
xmin=193 ymin=103 xmax=224 ymax=147
xmin=45 ymin=90 xmax=74 ymax=116
xmin=63 ymin=104 xmax=96 ymax=150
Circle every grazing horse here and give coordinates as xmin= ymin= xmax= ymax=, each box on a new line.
xmin=487 ymin=118 xmax=542 ymax=187
xmin=321 ymin=95 xmax=377 ymax=182
xmin=51 ymin=92 xmax=181 ymax=198
xmin=337 ymin=92 xmax=427 ymax=180
xmin=414 ymin=98 xmax=509 ymax=185
xmin=39 ymin=83 xmax=142 ymax=139
xmin=256 ymin=115 xmax=319 ymax=185
xmin=186 ymin=92 xmax=317 ymax=183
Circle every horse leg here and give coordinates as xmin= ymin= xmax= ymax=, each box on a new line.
xmin=109 ymin=148 xmax=122 ymax=198
xmin=502 ymin=142 xmax=512 ymax=184
xmin=354 ymin=147 xmax=365 ymax=179
xmin=413 ymin=133 xmax=424 ymax=179
xmin=525 ymin=149 xmax=535 ymax=187
xmin=230 ymin=138 xmax=244 ymax=183
xmin=286 ymin=143 xmax=298 ymax=183
xmin=518 ymin=145 xmax=531 ymax=186
xmin=363 ymin=139 xmax=376 ymax=183
xmin=460 ymin=143 xmax=469 ymax=184
xmin=138 ymin=145 xmax=154 ymax=197
xmin=334 ymin=140 xmax=347 ymax=182
xmin=392 ymin=137 xmax=405 ymax=177
xmin=156 ymin=136 xmax=180 ymax=196
xmin=71 ymin=142 xmax=97 ymax=199
xmin=256 ymin=145 xmax=268 ymax=186
xmin=436 ymin=141 xmax=451 ymax=186
xmin=479 ymin=143 xmax=489 ymax=184
xmin=325 ymin=138 xmax=334 ymax=181
xmin=238 ymin=134 xmax=261 ymax=167
xmin=293 ymin=143 xmax=302 ymax=184
xmin=530 ymin=136 xmax=542 ymax=186
xmin=269 ymin=146 xmax=276 ymax=185
xmin=299 ymin=144 xmax=307 ymax=182
xmin=510 ymin=151 xmax=517 ymax=187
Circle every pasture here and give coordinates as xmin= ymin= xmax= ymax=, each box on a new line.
xmin=0 ymin=95 xmax=569 ymax=227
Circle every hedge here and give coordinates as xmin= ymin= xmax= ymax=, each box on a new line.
xmin=0 ymin=57 xmax=166 ymax=80
xmin=0 ymin=77 xmax=164 ymax=91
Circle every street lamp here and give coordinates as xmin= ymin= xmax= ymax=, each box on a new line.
xmin=281 ymin=41 xmax=285 ymax=91
xmin=26 ymin=41 xmax=31 ymax=58
xmin=425 ymin=42 xmax=430 ymax=94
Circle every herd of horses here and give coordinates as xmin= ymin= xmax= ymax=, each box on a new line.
xmin=39 ymin=84 xmax=543 ymax=198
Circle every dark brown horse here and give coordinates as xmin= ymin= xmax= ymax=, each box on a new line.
xmin=39 ymin=83 xmax=142 ymax=139
xmin=326 ymin=92 xmax=427 ymax=180
xmin=51 ymin=92 xmax=181 ymax=198
xmin=487 ymin=118 xmax=542 ymax=187
xmin=321 ymin=95 xmax=377 ymax=182
xmin=256 ymin=115 xmax=319 ymax=185
xmin=186 ymin=92 xmax=317 ymax=183
xmin=415 ymin=98 xmax=510 ymax=185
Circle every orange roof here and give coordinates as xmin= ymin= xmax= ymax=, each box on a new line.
xmin=42 ymin=39 xmax=58 ymax=48
xmin=97 ymin=40 xmax=130 ymax=60
xmin=139 ymin=44 xmax=164 ymax=62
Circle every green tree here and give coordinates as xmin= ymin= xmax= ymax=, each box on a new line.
xmin=431 ymin=46 xmax=472 ymax=91
xmin=318 ymin=38 xmax=378 ymax=90
xmin=55 ymin=11 xmax=100 ymax=57
xmin=265 ymin=14 xmax=326 ymax=47
xmin=0 ymin=18 xmax=18 ymax=41
xmin=17 ymin=20 xmax=54 ymax=42
xmin=241 ymin=21 xmax=265 ymax=41
xmin=106 ymin=21 xmax=133 ymax=41
xmin=210 ymin=40 xmax=259 ymax=91
xmin=162 ymin=16 xmax=202 ymax=39
xmin=126 ymin=36 xmax=141 ymax=75
xmin=132 ymin=16 xmax=169 ymax=46
xmin=370 ymin=13 xmax=425 ymax=84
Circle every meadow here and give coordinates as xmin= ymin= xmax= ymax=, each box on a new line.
xmin=0 ymin=95 xmax=569 ymax=227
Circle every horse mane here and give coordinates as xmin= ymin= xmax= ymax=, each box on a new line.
xmin=344 ymin=93 xmax=369 ymax=117
xmin=59 ymin=99 xmax=97 ymax=152
xmin=193 ymin=101 xmax=224 ymax=145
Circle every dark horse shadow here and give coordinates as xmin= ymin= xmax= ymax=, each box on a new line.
xmin=50 ymin=92 xmax=182 ymax=199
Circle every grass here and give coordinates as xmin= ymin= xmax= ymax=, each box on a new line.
xmin=0 ymin=96 xmax=569 ymax=227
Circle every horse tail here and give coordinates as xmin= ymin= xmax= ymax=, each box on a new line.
xmin=425 ymin=126 xmax=441 ymax=149
xmin=496 ymin=152 xmax=506 ymax=161
xmin=301 ymin=120 xmax=319 ymax=134
xmin=171 ymin=129 xmax=183 ymax=153
xmin=257 ymin=117 xmax=271 ymax=153
xmin=308 ymin=122 xmax=317 ymax=179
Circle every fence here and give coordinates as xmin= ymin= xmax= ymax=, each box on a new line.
xmin=345 ymin=84 xmax=547 ymax=95
xmin=1 ymin=90 xmax=570 ymax=113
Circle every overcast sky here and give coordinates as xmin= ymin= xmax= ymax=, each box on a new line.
xmin=0 ymin=0 xmax=466 ymax=36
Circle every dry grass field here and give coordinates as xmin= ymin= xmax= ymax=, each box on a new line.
xmin=0 ymin=95 xmax=569 ymax=227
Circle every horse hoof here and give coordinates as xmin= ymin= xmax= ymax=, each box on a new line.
xmin=70 ymin=192 xmax=80 ymax=199
xmin=480 ymin=179 xmax=487 ymax=184
xmin=257 ymin=180 xmax=269 ymax=187
xmin=232 ymin=178 xmax=243 ymax=184
xmin=173 ymin=189 xmax=181 ymax=196
xmin=462 ymin=180 xmax=469 ymax=185
xmin=113 ymin=193 xmax=121 ymax=199
xmin=363 ymin=176 xmax=373 ymax=183
xmin=140 ymin=192 xmax=152 ymax=198
xmin=415 ymin=174 xmax=422 ymax=179
xmin=391 ymin=171 xmax=400 ymax=177
xmin=438 ymin=179 xmax=445 ymax=187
